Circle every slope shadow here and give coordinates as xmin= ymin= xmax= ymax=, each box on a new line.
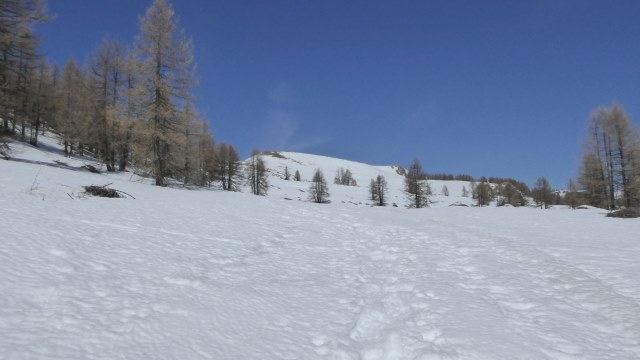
xmin=3 ymin=157 xmax=95 ymax=173
xmin=3 ymin=138 xmax=102 ymax=173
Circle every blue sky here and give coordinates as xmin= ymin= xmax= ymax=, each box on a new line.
xmin=39 ymin=0 xmax=640 ymax=188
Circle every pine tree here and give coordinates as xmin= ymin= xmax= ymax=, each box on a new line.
xmin=294 ymin=169 xmax=301 ymax=181
xmin=137 ymin=0 xmax=196 ymax=185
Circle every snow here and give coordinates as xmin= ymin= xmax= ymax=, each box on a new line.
xmin=261 ymin=151 xmax=475 ymax=207
xmin=1 ymin=136 xmax=640 ymax=359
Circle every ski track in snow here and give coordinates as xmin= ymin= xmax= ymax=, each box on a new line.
xmin=2 ymin=140 xmax=640 ymax=359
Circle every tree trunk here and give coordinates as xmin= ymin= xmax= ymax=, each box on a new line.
xmin=30 ymin=113 xmax=40 ymax=146
xmin=603 ymin=134 xmax=616 ymax=209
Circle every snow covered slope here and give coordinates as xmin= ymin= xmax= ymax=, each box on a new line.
xmin=261 ymin=151 xmax=474 ymax=207
xmin=1 ymin=139 xmax=640 ymax=359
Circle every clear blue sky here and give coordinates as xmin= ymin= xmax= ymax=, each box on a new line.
xmin=39 ymin=0 xmax=640 ymax=188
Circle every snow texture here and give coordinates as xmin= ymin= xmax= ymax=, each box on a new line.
xmin=1 ymin=137 xmax=640 ymax=359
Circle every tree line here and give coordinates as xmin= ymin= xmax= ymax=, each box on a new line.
xmin=10 ymin=0 xmax=629 ymax=211
xmin=0 ymin=0 xmax=47 ymax=156
xmin=0 ymin=0 xmax=252 ymax=190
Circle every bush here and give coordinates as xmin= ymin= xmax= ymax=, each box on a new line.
xmin=606 ymin=208 xmax=640 ymax=218
xmin=84 ymin=185 xmax=121 ymax=198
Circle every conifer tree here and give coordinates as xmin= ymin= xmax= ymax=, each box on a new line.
xmin=137 ymin=0 xmax=196 ymax=185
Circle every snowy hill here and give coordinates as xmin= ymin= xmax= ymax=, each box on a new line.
xmin=2 ymin=136 xmax=640 ymax=359
xmin=260 ymin=151 xmax=474 ymax=207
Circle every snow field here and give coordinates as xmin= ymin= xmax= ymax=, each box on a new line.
xmin=1 ymin=139 xmax=640 ymax=359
